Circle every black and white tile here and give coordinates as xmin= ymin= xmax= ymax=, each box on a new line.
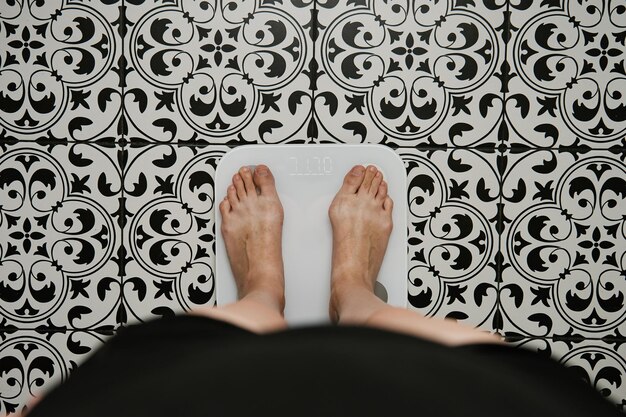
xmin=314 ymin=0 xmax=506 ymax=146
xmin=122 ymin=144 xmax=228 ymax=323
xmin=0 ymin=1 xmax=123 ymax=142
xmin=504 ymin=1 xmax=626 ymax=149
xmin=1 ymin=0 xmax=625 ymax=415
xmin=499 ymin=150 xmax=626 ymax=339
xmin=0 ymin=329 xmax=111 ymax=416
xmin=0 ymin=142 xmax=123 ymax=331
xmin=509 ymin=336 xmax=626 ymax=409
xmin=400 ymin=147 xmax=501 ymax=329
xmin=122 ymin=0 xmax=314 ymax=144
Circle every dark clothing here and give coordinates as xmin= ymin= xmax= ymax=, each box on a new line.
xmin=31 ymin=315 xmax=620 ymax=416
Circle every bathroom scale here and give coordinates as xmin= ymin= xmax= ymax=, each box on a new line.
xmin=215 ymin=144 xmax=407 ymax=326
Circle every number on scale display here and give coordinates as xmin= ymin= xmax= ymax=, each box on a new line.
xmin=288 ymin=156 xmax=333 ymax=176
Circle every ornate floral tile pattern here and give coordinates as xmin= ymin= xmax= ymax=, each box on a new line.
xmin=0 ymin=329 xmax=112 ymax=416
xmin=500 ymin=151 xmax=626 ymax=340
xmin=0 ymin=143 xmax=123 ymax=332
xmin=401 ymin=148 xmax=501 ymax=328
xmin=0 ymin=0 xmax=624 ymax=415
xmin=122 ymin=0 xmax=314 ymax=144
xmin=315 ymin=0 xmax=506 ymax=146
xmin=0 ymin=0 xmax=123 ymax=142
xmin=122 ymin=144 xmax=228 ymax=323
xmin=505 ymin=1 xmax=626 ymax=149
xmin=509 ymin=336 xmax=626 ymax=408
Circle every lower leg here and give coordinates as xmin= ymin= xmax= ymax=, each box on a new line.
xmin=191 ymin=289 xmax=286 ymax=334
xmin=329 ymin=165 xmax=502 ymax=347
xmin=330 ymin=283 xmax=502 ymax=346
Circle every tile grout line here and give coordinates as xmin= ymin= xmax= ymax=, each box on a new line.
xmin=118 ymin=0 xmax=126 ymax=333
xmin=311 ymin=0 xmax=318 ymax=143
xmin=26 ymin=138 xmax=626 ymax=153
xmin=495 ymin=0 xmax=511 ymax=336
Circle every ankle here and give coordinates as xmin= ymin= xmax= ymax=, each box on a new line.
xmin=329 ymin=280 xmax=378 ymax=324
xmin=331 ymin=265 xmax=373 ymax=292
xmin=240 ymin=283 xmax=285 ymax=315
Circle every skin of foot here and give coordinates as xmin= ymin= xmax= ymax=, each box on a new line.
xmin=328 ymin=165 xmax=394 ymax=323
xmin=218 ymin=165 xmax=286 ymax=314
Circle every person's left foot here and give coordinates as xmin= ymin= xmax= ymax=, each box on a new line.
xmin=219 ymin=165 xmax=285 ymax=312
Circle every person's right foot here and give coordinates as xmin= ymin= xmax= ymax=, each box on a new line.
xmin=328 ymin=165 xmax=393 ymax=322
xmin=219 ymin=165 xmax=285 ymax=312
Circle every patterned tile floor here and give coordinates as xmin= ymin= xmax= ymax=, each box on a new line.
xmin=0 ymin=0 xmax=624 ymax=414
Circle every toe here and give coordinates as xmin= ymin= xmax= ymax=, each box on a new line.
xmin=358 ymin=165 xmax=377 ymax=194
xmin=340 ymin=165 xmax=365 ymax=194
xmin=219 ymin=198 xmax=231 ymax=216
xmin=227 ymin=185 xmax=239 ymax=206
xmin=239 ymin=166 xmax=257 ymax=196
xmin=376 ymin=181 xmax=387 ymax=201
xmin=253 ymin=164 xmax=278 ymax=196
xmin=370 ymin=170 xmax=383 ymax=195
xmin=233 ymin=174 xmax=247 ymax=200
xmin=383 ymin=196 xmax=394 ymax=212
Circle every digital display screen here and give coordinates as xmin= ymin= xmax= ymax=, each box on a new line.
xmin=288 ymin=156 xmax=333 ymax=176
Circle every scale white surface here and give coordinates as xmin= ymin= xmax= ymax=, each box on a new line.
xmin=215 ymin=145 xmax=407 ymax=326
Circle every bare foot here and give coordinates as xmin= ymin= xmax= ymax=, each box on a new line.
xmin=219 ymin=165 xmax=285 ymax=313
xmin=329 ymin=165 xmax=393 ymax=322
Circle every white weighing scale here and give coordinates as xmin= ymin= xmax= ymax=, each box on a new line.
xmin=215 ymin=145 xmax=407 ymax=326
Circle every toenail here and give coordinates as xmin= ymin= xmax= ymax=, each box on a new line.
xmin=368 ymin=166 xmax=376 ymax=172
xmin=256 ymin=166 xmax=268 ymax=176
xmin=242 ymin=167 xmax=250 ymax=173
xmin=228 ymin=185 xmax=234 ymax=191
xmin=351 ymin=166 xmax=365 ymax=176
xmin=375 ymin=171 xmax=381 ymax=177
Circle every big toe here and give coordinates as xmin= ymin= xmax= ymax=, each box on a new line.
xmin=253 ymin=164 xmax=277 ymax=196
xmin=340 ymin=165 xmax=366 ymax=194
